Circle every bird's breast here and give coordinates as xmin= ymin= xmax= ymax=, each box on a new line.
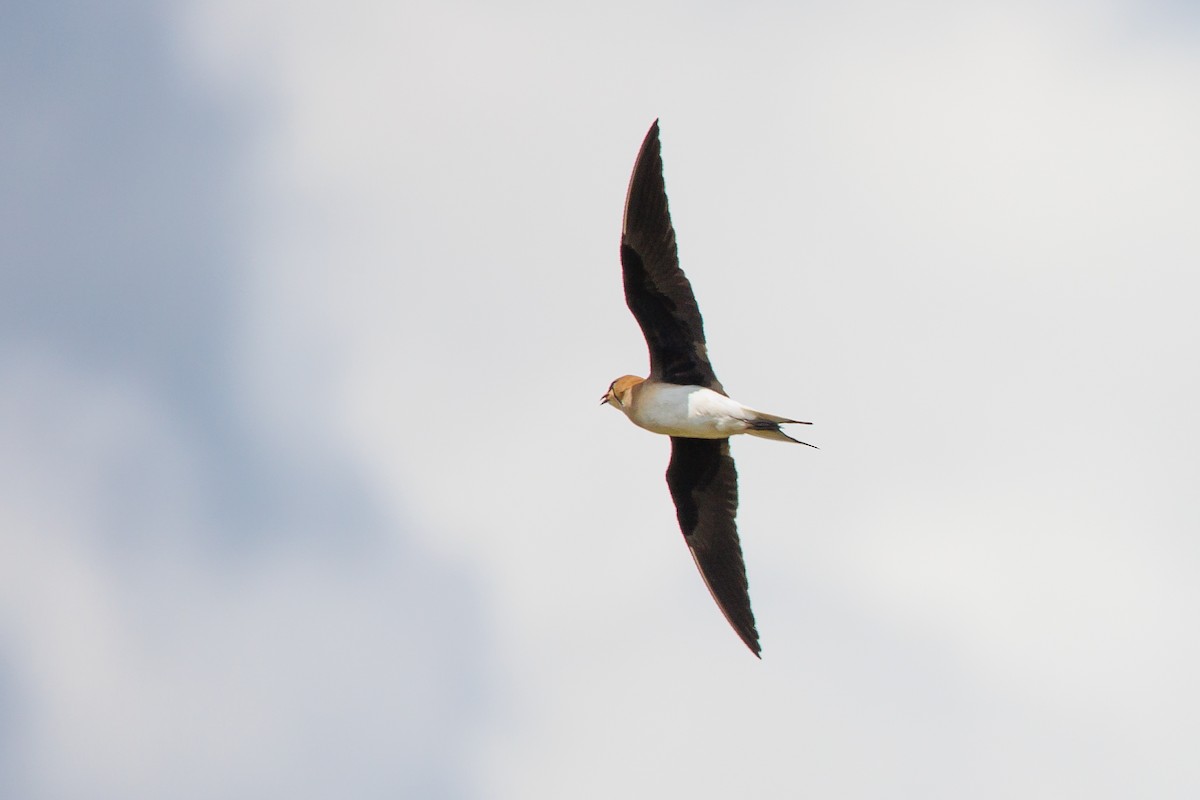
xmin=627 ymin=383 xmax=749 ymax=438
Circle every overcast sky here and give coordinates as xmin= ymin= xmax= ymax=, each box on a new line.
xmin=3 ymin=0 xmax=1199 ymax=797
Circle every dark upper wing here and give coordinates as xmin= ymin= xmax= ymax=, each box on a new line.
xmin=666 ymin=437 xmax=759 ymax=656
xmin=621 ymin=120 xmax=723 ymax=392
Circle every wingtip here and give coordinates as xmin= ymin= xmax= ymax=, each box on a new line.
xmin=641 ymin=119 xmax=661 ymax=149
xmin=622 ymin=120 xmax=668 ymax=237
xmin=739 ymin=622 xmax=762 ymax=658
xmin=684 ymin=544 xmax=762 ymax=659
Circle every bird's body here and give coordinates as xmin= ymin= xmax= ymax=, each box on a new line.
xmin=625 ymin=381 xmax=751 ymax=438
xmin=606 ymin=376 xmax=807 ymax=442
xmin=602 ymin=120 xmax=814 ymax=657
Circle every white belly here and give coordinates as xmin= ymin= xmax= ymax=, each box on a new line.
xmin=628 ymin=384 xmax=750 ymax=438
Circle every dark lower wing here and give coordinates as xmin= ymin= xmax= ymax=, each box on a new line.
xmin=621 ymin=121 xmax=723 ymax=392
xmin=666 ymin=437 xmax=760 ymax=656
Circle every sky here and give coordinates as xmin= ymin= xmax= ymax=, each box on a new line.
xmin=2 ymin=0 xmax=1199 ymax=797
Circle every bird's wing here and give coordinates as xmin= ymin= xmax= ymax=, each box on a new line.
xmin=621 ymin=120 xmax=724 ymax=392
xmin=666 ymin=436 xmax=760 ymax=656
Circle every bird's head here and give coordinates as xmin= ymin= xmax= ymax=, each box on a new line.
xmin=600 ymin=375 xmax=645 ymax=410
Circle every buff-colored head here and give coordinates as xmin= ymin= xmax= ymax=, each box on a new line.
xmin=600 ymin=375 xmax=645 ymax=409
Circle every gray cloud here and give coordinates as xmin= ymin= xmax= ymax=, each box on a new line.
xmin=0 ymin=1 xmax=488 ymax=797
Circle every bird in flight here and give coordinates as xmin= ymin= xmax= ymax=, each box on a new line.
xmin=602 ymin=120 xmax=814 ymax=657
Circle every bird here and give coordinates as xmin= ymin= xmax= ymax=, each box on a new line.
xmin=601 ymin=120 xmax=814 ymax=657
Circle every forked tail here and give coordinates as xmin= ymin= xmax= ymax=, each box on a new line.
xmin=744 ymin=412 xmax=817 ymax=447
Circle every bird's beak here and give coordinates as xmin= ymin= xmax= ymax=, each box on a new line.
xmin=599 ymin=393 xmax=610 ymax=405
